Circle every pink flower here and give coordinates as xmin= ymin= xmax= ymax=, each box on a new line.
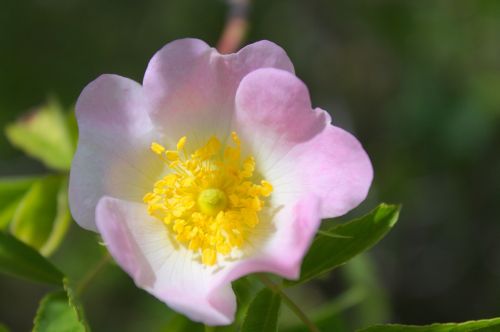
xmin=69 ymin=39 xmax=373 ymax=325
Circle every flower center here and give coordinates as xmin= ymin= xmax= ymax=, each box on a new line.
xmin=197 ymin=188 xmax=227 ymax=216
xmin=143 ymin=132 xmax=273 ymax=266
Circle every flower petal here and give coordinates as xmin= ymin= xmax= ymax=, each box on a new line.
xmin=235 ymin=68 xmax=326 ymax=143
xmin=287 ymin=124 xmax=373 ymax=218
xmin=95 ymin=197 xmax=236 ymax=325
xmin=142 ymin=38 xmax=295 ymax=147
xmin=69 ymin=74 xmax=162 ymax=231
xmin=261 ymin=195 xmax=322 ymax=278
xmin=234 ymin=68 xmax=330 ymax=177
xmin=214 ymin=195 xmax=322 ymax=285
xmin=234 ymin=68 xmax=372 ymax=218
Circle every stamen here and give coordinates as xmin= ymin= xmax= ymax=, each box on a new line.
xmin=143 ymin=133 xmax=273 ymax=266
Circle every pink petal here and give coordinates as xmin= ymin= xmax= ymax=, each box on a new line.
xmin=142 ymin=38 xmax=295 ymax=145
xmin=234 ymin=68 xmax=330 ymax=179
xmin=234 ymin=67 xmax=372 ymax=218
xmin=235 ymin=68 xmax=328 ymax=144
xmin=69 ymin=74 xmax=162 ymax=231
xmin=288 ymin=124 xmax=374 ymax=218
xmin=95 ymin=195 xmax=321 ymax=325
xmin=214 ymin=195 xmax=322 ymax=285
xmin=95 ymin=197 xmax=236 ymax=325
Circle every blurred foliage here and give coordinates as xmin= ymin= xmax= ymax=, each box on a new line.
xmin=0 ymin=176 xmax=37 ymax=229
xmin=0 ymin=0 xmax=499 ymax=331
xmin=0 ymin=232 xmax=63 ymax=285
xmin=5 ymin=99 xmax=76 ymax=171
xmin=10 ymin=175 xmax=70 ymax=256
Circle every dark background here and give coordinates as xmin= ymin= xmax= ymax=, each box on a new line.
xmin=1 ymin=0 xmax=499 ymax=331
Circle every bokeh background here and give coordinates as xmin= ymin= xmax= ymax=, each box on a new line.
xmin=1 ymin=0 xmax=499 ymax=331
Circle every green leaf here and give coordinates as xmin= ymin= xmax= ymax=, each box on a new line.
xmin=33 ymin=290 xmax=87 ymax=332
xmin=288 ymin=204 xmax=400 ymax=286
xmin=63 ymin=278 xmax=89 ymax=328
xmin=215 ymin=277 xmax=262 ymax=332
xmin=241 ymin=288 xmax=281 ymax=332
xmin=10 ymin=175 xmax=71 ymax=256
xmin=233 ymin=277 xmax=256 ymax=311
xmin=0 ymin=231 xmax=63 ymax=284
xmin=5 ymin=99 xmax=75 ymax=171
xmin=0 ymin=176 xmax=37 ymax=229
xmin=0 ymin=322 xmax=10 ymax=332
xmin=358 ymin=317 xmax=500 ymax=332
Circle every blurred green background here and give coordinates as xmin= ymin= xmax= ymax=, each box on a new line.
xmin=1 ymin=0 xmax=499 ymax=331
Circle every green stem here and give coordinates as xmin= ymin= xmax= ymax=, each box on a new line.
xmin=204 ymin=325 xmax=215 ymax=332
xmin=256 ymin=274 xmax=320 ymax=332
xmin=76 ymin=252 xmax=111 ymax=296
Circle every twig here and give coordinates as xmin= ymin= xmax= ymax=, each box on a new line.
xmin=256 ymin=274 xmax=320 ymax=332
xmin=217 ymin=0 xmax=251 ymax=54
xmin=76 ymin=252 xmax=111 ymax=296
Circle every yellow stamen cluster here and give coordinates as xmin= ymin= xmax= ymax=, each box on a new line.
xmin=143 ymin=132 xmax=273 ymax=266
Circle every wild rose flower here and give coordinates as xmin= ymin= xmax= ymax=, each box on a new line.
xmin=69 ymin=39 xmax=373 ymax=325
